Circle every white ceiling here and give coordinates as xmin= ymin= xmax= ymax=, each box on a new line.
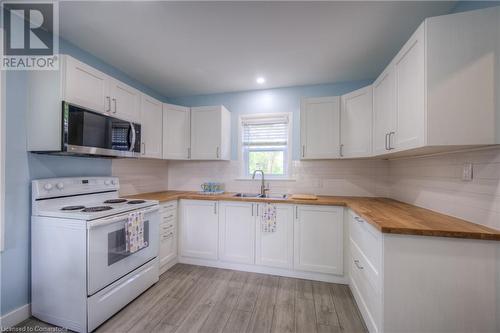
xmin=60 ymin=1 xmax=456 ymax=98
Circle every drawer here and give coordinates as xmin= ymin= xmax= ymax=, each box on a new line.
xmin=160 ymin=223 xmax=175 ymax=234
xmin=350 ymin=239 xmax=380 ymax=292
xmin=161 ymin=229 xmax=175 ymax=241
xmin=159 ymin=201 xmax=177 ymax=213
xmin=348 ymin=210 xmax=382 ymax=272
xmin=161 ymin=212 xmax=176 ymax=224
xmin=350 ymin=255 xmax=382 ymax=333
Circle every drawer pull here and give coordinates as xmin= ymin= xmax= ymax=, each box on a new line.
xmin=163 ymin=215 xmax=174 ymax=219
xmin=354 ymin=216 xmax=364 ymax=223
xmin=354 ymin=260 xmax=364 ymax=270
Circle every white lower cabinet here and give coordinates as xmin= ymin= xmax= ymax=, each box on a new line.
xmin=294 ymin=205 xmax=343 ymax=275
xmin=255 ymin=204 xmax=294 ymax=269
xmin=159 ymin=201 xmax=177 ymax=271
xmin=179 ymin=200 xmax=219 ymax=260
xmin=218 ymin=202 xmax=256 ymax=264
xmin=348 ymin=209 xmax=498 ymax=333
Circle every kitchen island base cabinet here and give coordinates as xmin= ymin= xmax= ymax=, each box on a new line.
xmin=255 ymin=204 xmax=294 ymax=269
xmin=219 ymin=202 xmax=255 ymax=264
xmin=179 ymin=200 xmax=219 ymax=260
xmin=294 ymin=205 xmax=343 ymax=275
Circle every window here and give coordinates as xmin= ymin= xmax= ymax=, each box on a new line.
xmin=240 ymin=114 xmax=291 ymax=178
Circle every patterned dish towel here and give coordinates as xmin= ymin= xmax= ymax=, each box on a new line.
xmin=126 ymin=211 xmax=148 ymax=253
xmin=261 ymin=203 xmax=277 ymax=233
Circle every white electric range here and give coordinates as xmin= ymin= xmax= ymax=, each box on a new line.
xmin=31 ymin=177 xmax=160 ymax=333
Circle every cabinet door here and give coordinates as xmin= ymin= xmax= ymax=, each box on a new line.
xmin=179 ymin=200 xmax=218 ymax=260
xmin=219 ymin=202 xmax=255 ymax=264
xmin=255 ymin=204 xmax=294 ymax=269
xmin=190 ymin=106 xmax=222 ymax=160
xmin=340 ymin=86 xmax=373 ymax=158
xmin=394 ymin=24 xmax=425 ymax=151
xmin=300 ymin=96 xmax=340 ymax=159
xmin=140 ymin=95 xmax=163 ymax=159
xmin=109 ymin=80 xmax=141 ymax=122
xmin=64 ymin=56 xmax=109 ymax=114
xmin=294 ymin=205 xmax=343 ymax=275
xmin=163 ymin=104 xmax=190 ymax=159
xmin=159 ymin=232 xmax=176 ymax=267
xmin=372 ymin=66 xmax=396 ymax=155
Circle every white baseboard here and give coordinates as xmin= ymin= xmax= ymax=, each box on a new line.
xmin=160 ymin=258 xmax=178 ymax=275
xmin=178 ymin=257 xmax=349 ymax=284
xmin=0 ymin=304 xmax=31 ymax=328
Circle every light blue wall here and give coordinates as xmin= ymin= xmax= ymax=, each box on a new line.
xmin=0 ymin=38 xmax=167 ymax=316
xmin=451 ymin=1 xmax=500 ymax=13
xmin=169 ymin=81 xmax=373 ymax=160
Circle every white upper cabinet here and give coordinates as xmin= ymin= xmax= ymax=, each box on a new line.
xmin=190 ymin=105 xmax=231 ymax=160
xmin=340 ymin=86 xmax=373 ymax=158
xmin=294 ymin=205 xmax=343 ymax=275
xmin=373 ymin=66 xmax=397 ymax=155
xmin=162 ymin=104 xmax=191 ymax=160
xmin=218 ymin=201 xmax=256 ymax=264
xmin=393 ymin=23 xmax=425 ymax=151
xmin=64 ymin=56 xmax=109 ymax=114
xmin=140 ymin=95 xmax=163 ymax=159
xmin=300 ymin=96 xmax=340 ymax=159
xmin=109 ymin=79 xmax=141 ymax=123
xmin=255 ymin=204 xmax=294 ymax=269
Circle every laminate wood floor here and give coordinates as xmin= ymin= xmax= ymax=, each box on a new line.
xmin=16 ymin=264 xmax=367 ymax=333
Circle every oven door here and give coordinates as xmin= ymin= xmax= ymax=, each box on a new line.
xmin=62 ymin=101 xmax=142 ymax=158
xmin=87 ymin=206 xmax=159 ymax=295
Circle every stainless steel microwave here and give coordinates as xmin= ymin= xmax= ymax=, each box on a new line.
xmin=61 ymin=102 xmax=141 ymax=158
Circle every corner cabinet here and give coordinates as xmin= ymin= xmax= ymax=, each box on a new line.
xmin=294 ymin=205 xmax=343 ymax=275
xmin=340 ymin=86 xmax=373 ymax=158
xmin=179 ymin=200 xmax=219 ymax=260
xmin=218 ymin=201 xmax=256 ymax=264
xmin=140 ymin=95 xmax=163 ymax=159
xmin=190 ymin=106 xmax=231 ymax=160
xmin=162 ymin=103 xmax=191 ymax=160
xmin=300 ymin=96 xmax=340 ymax=159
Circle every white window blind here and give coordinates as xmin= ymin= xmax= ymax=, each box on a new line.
xmin=242 ymin=115 xmax=289 ymax=148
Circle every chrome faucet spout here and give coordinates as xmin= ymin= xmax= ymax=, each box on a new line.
xmin=252 ymin=170 xmax=268 ymax=197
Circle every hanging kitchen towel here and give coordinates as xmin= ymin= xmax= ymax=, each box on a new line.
xmin=261 ymin=203 xmax=277 ymax=233
xmin=126 ymin=211 xmax=147 ymax=253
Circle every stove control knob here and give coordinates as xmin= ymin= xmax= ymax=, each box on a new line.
xmin=56 ymin=183 xmax=64 ymax=190
xmin=111 ymin=179 xmax=117 ymax=185
xmin=44 ymin=183 xmax=53 ymax=191
xmin=104 ymin=180 xmax=111 ymax=185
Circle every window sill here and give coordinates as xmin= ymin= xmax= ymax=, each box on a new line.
xmin=235 ymin=177 xmax=297 ymax=182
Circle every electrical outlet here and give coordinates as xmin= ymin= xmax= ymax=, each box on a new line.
xmin=462 ymin=162 xmax=473 ymax=181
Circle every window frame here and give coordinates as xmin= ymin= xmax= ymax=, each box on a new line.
xmin=238 ymin=112 xmax=293 ymax=180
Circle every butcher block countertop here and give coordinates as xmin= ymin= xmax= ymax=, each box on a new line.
xmin=125 ymin=191 xmax=500 ymax=241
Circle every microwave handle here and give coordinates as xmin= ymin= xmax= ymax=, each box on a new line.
xmin=87 ymin=206 xmax=159 ymax=229
xmin=129 ymin=123 xmax=137 ymax=152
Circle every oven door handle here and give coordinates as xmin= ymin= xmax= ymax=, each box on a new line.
xmin=87 ymin=206 xmax=159 ymax=229
xmin=129 ymin=123 xmax=136 ymax=152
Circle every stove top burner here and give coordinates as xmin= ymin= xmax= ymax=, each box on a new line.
xmin=104 ymin=199 xmax=128 ymax=204
xmin=127 ymin=200 xmax=146 ymax=205
xmin=61 ymin=205 xmax=85 ymax=211
xmin=82 ymin=206 xmax=113 ymax=213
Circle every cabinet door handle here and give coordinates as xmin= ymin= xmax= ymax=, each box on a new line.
xmin=295 ymin=206 xmax=298 ymax=219
xmin=251 ymin=204 xmax=254 ymax=216
xmin=388 ymin=131 xmax=395 ymax=150
xmin=106 ymin=96 xmax=111 ymax=112
xmin=214 ymin=202 xmax=217 ymax=215
xmin=354 ymin=260 xmax=364 ymax=270
xmin=302 ymin=145 xmax=305 ymax=158
xmin=385 ymin=133 xmax=389 ymax=150
xmin=339 ymin=144 xmax=344 ymax=157
xmin=142 ymin=142 xmax=146 ymax=155
xmin=216 ymin=146 xmax=220 ymax=159
xmin=256 ymin=204 xmax=259 ymax=217
xmin=112 ymin=98 xmax=117 ymax=113
xmin=187 ymin=147 xmax=191 ymax=159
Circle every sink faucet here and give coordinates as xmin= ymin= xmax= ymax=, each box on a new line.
xmin=252 ymin=170 xmax=269 ymax=197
